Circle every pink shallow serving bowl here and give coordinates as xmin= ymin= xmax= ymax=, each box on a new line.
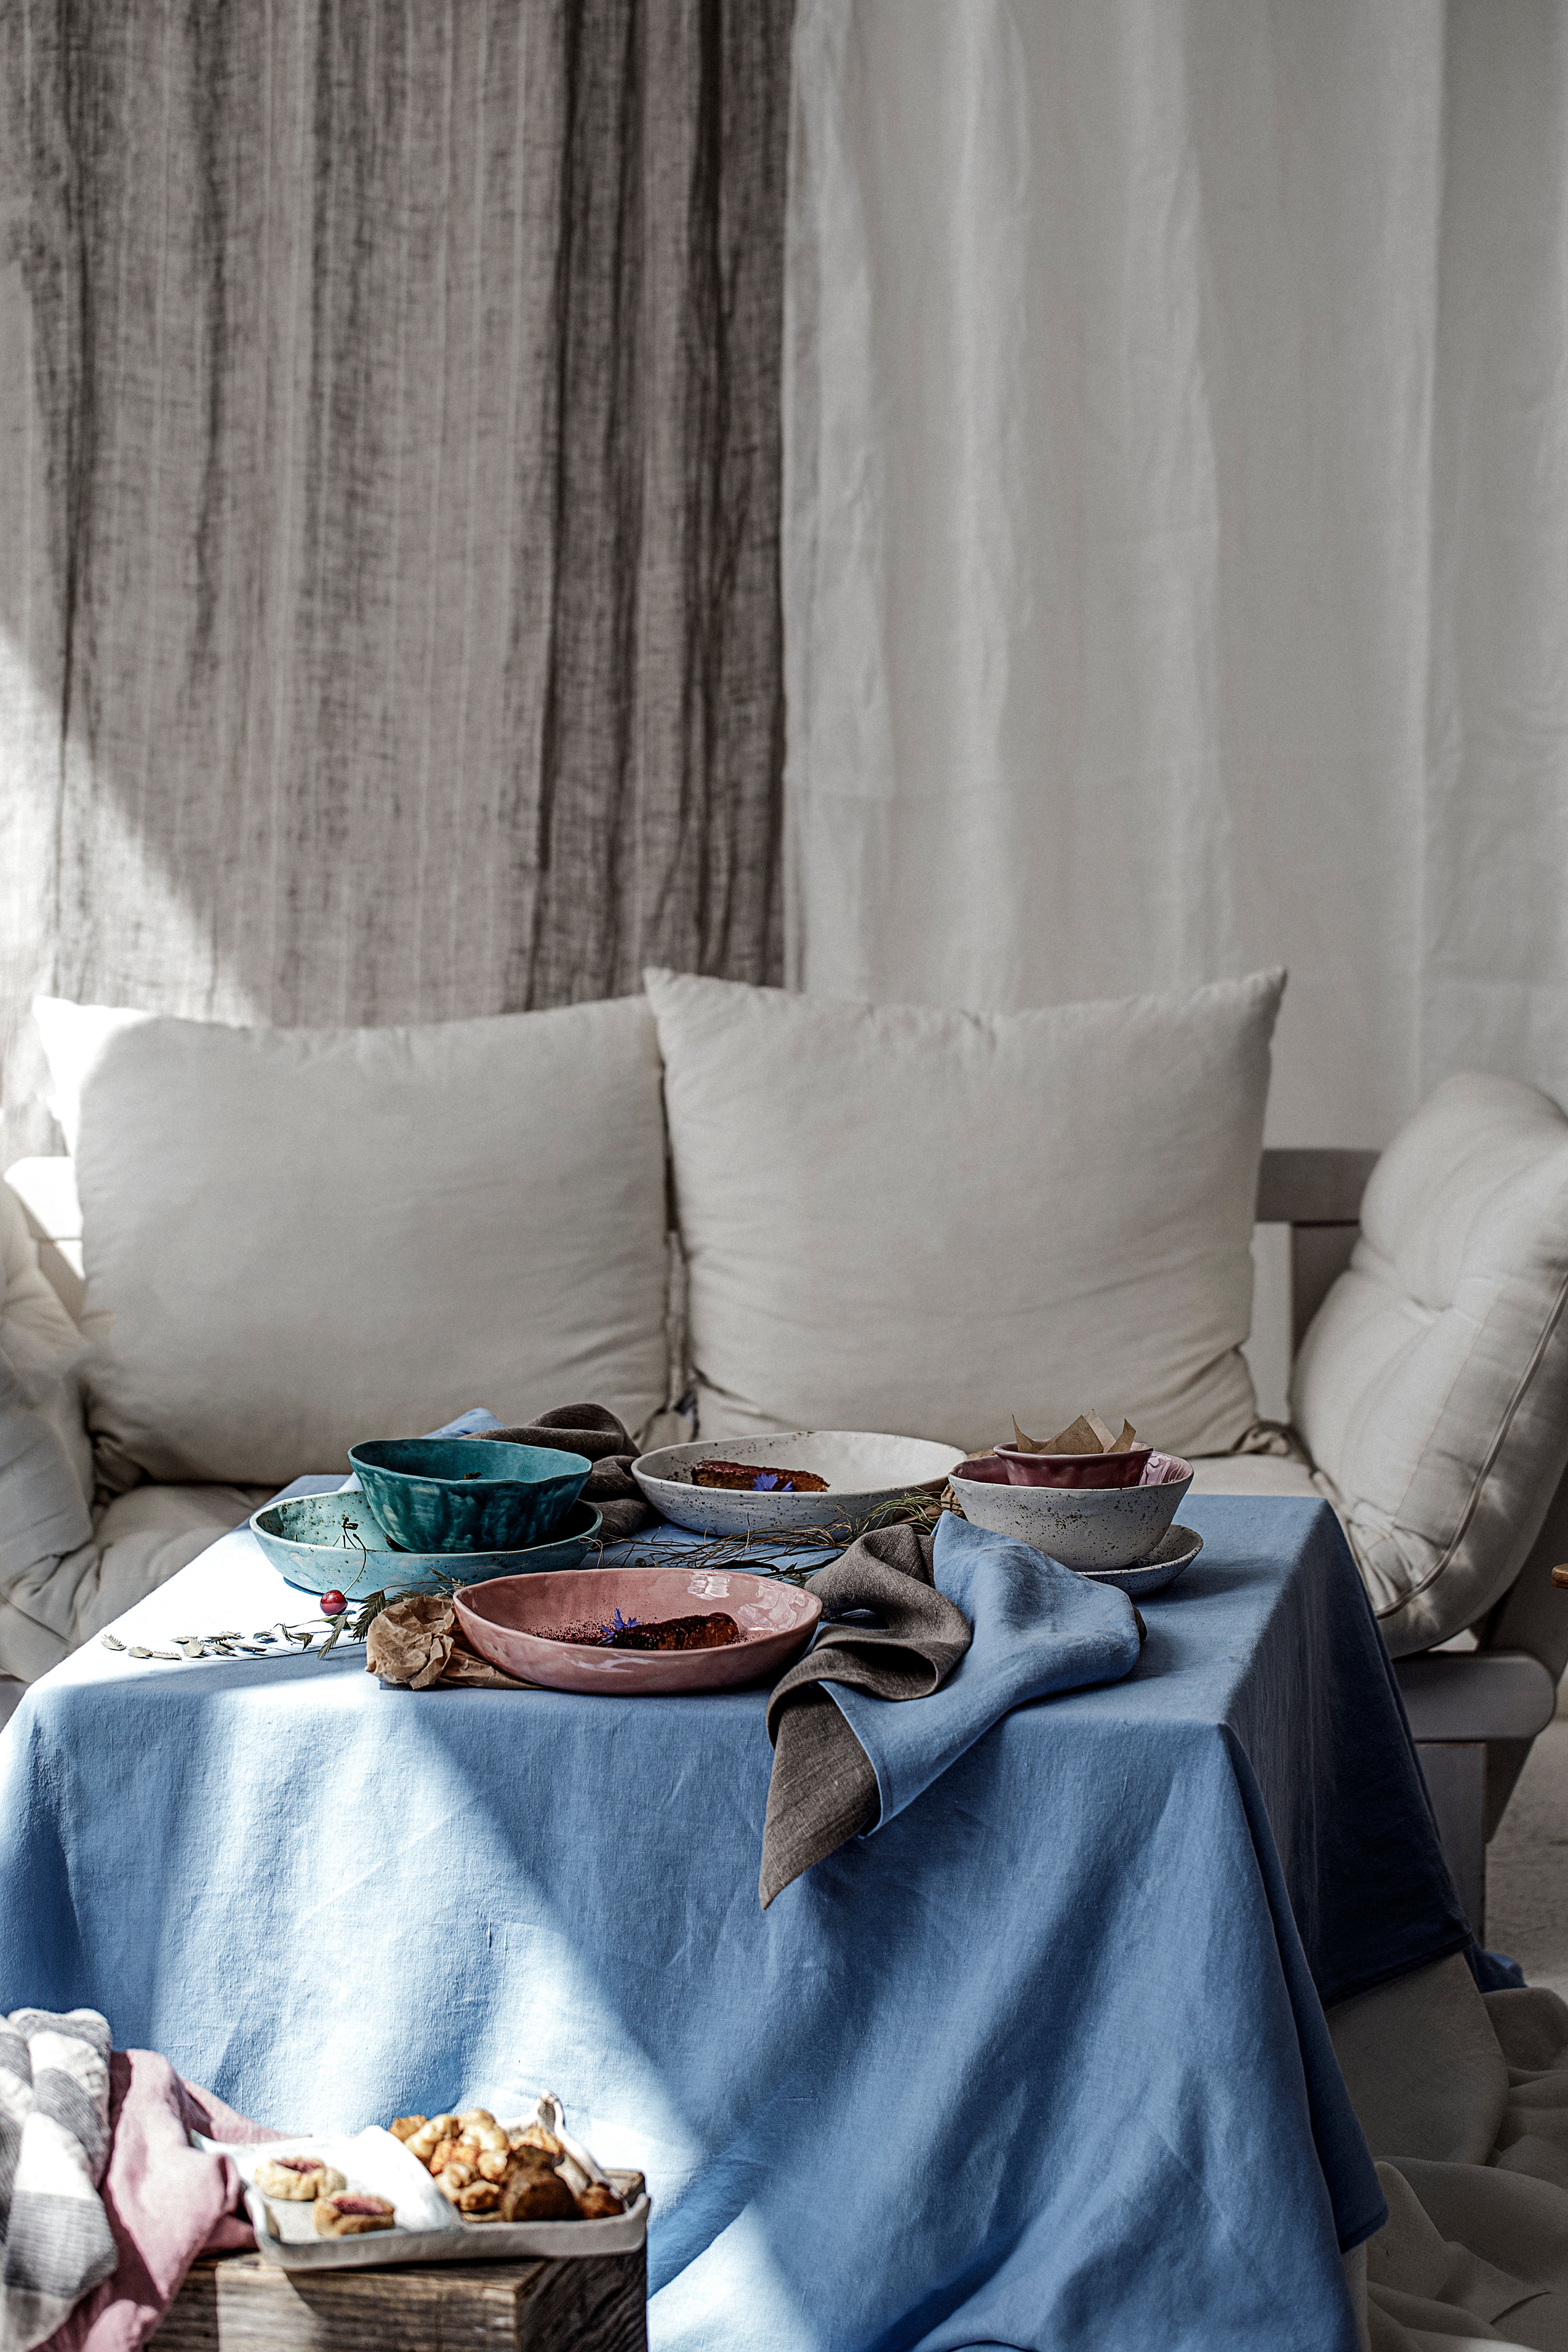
xmin=453 ymin=1565 xmax=823 ymax=1695
xmin=994 ymin=1443 xmax=1153 ymax=1490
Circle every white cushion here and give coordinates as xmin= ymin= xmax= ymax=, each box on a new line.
xmin=4 ymin=1157 xmax=87 ymax=1323
xmin=0 ymin=1181 xmax=95 ymax=1679
xmin=1187 ymin=1455 xmax=1329 ymax=1501
xmin=78 ymin=1484 xmax=273 ymax=1639
xmin=0 ymin=1480 xmax=270 ymax=1684
xmin=38 ymin=996 xmax=672 ymax=1487
xmin=1292 ymin=1073 xmax=1568 ymax=1655
xmin=646 ymin=968 xmax=1284 ymax=1457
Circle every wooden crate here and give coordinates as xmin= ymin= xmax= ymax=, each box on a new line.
xmin=149 ymin=2246 xmax=647 ymax=2352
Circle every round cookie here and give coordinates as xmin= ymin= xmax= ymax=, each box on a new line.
xmin=315 ymin=2191 xmax=395 ymax=2237
xmin=254 ymin=2155 xmax=346 ymax=2202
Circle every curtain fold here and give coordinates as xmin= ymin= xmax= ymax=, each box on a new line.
xmin=0 ymin=0 xmax=791 ymax=1160
xmin=784 ymin=0 xmax=1568 ymax=1147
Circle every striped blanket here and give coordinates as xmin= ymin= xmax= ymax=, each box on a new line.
xmin=0 ymin=2010 xmax=114 ymax=2352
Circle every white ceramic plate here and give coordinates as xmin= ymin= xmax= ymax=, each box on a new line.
xmin=632 ymin=1430 xmax=963 ymax=1535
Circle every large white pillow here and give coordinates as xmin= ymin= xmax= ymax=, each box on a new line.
xmin=37 ymin=996 xmax=672 ymax=1486
xmin=645 ymin=968 xmax=1284 ymax=1457
xmin=1292 ymin=1073 xmax=1568 ymax=1655
xmin=0 ymin=1179 xmax=95 ymax=1681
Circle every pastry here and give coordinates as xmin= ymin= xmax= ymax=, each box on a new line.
xmin=387 ymin=2099 xmax=623 ymax=2224
xmin=405 ymin=2112 xmax=459 ymax=2165
xmin=461 ymin=2118 xmax=510 ymax=2167
xmin=254 ymin=2154 xmax=346 ymax=2202
xmin=574 ymin=2180 xmax=625 ymax=2219
xmin=497 ymin=2153 xmax=577 ymax=2221
xmin=314 ymin=2191 xmax=395 ymax=2237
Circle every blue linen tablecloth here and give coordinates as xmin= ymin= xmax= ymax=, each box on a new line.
xmin=0 ymin=1497 xmax=1469 ymax=2351
xmin=828 ymin=1512 xmax=1143 ymax=1828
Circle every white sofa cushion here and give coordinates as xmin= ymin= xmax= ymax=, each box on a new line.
xmin=0 ymin=1177 xmax=93 ymax=1584
xmin=646 ymin=968 xmax=1284 ymax=1458
xmin=1292 ymin=1072 xmax=1568 ymax=1655
xmin=37 ymin=996 xmax=672 ymax=1487
xmin=1186 ymin=1456 xmax=1329 ymax=1501
xmin=0 ymin=1481 xmax=271 ymax=1686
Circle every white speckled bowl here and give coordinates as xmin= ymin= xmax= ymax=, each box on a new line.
xmin=1080 ymin=1523 xmax=1204 ymax=1597
xmin=632 ymin=1431 xmax=964 ymax=1536
xmin=951 ymin=1453 xmax=1194 ymax=1569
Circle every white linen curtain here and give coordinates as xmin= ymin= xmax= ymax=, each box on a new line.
xmin=783 ymin=0 xmax=1568 ymax=1148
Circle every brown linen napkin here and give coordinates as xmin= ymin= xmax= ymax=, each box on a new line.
xmin=476 ymin=1402 xmax=652 ymax=1539
xmin=366 ymin=1594 xmax=535 ymax=1691
xmin=760 ymin=1522 xmax=972 ymax=1909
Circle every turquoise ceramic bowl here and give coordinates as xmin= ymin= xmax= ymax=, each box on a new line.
xmin=347 ymin=1437 xmax=592 ymax=1553
xmin=249 ymin=1489 xmax=604 ymax=1597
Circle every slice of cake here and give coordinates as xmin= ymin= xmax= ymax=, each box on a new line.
xmin=691 ymin=1460 xmax=828 ymax=1493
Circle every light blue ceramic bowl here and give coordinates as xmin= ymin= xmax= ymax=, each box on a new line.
xmin=249 ymin=1488 xmax=604 ymax=1597
xmin=347 ymin=1436 xmax=591 ymax=1553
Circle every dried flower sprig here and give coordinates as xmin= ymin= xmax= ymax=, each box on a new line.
xmin=100 ymin=1573 xmax=408 ymax=1667
xmin=589 ymin=1489 xmax=947 ymax=1590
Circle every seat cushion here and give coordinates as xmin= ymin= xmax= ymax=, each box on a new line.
xmin=1291 ymin=1072 xmax=1568 ymax=1655
xmin=0 ymin=1181 xmax=94 ymax=1675
xmin=37 ymin=996 xmax=672 ymax=1487
xmin=1187 ymin=1455 xmax=1328 ymax=1500
xmin=0 ymin=1481 xmax=268 ymax=1684
xmin=76 ymin=1483 xmax=273 ymax=1641
xmin=646 ymin=967 xmax=1284 ymax=1458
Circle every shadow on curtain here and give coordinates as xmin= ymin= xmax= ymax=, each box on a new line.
xmin=0 ymin=0 xmax=791 ymax=1159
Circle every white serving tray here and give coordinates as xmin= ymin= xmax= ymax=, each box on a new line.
xmin=196 ymin=2125 xmax=649 ymax=2271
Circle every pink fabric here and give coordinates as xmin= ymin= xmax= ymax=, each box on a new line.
xmin=42 ymin=2052 xmax=290 ymax=2352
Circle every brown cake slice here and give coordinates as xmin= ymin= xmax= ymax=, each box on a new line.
xmin=691 ymin=1460 xmax=828 ymax=1492
xmin=609 ymin=1612 xmax=740 ymax=1651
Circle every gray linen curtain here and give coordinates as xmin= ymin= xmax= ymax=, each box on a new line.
xmin=0 ymin=0 xmax=790 ymax=1159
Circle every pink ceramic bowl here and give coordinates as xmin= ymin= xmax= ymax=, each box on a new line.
xmin=951 ymin=1453 xmax=1194 ymax=1569
xmin=454 ymin=1565 xmax=822 ymax=1696
xmin=994 ymin=1443 xmax=1153 ymax=1490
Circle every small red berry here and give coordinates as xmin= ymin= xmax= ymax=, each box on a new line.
xmin=320 ymin=1590 xmax=347 ymax=1617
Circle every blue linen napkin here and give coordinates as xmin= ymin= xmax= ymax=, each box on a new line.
xmin=828 ymin=1510 xmax=1142 ymax=1830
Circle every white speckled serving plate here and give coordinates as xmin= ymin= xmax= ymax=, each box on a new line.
xmin=632 ymin=1430 xmax=963 ymax=1534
